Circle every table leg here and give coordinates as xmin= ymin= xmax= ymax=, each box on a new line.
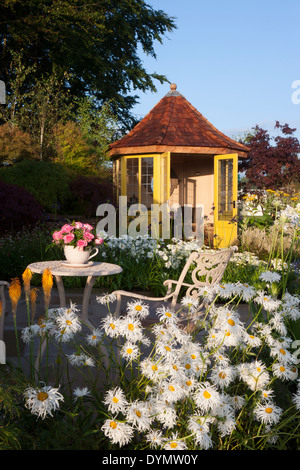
xmin=81 ymin=275 xmax=97 ymax=323
xmin=54 ymin=275 xmax=66 ymax=308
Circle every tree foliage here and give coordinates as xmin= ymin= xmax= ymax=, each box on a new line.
xmin=0 ymin=0 xmax=176 ymax=128
xmin=0 ymin=122 xmax=38 ymax=163
xmin=239 ymin=121 xmax=300 ymax=191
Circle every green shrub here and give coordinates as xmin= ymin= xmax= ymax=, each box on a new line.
xmin=0 ymin=160 xmax=72 ymax=212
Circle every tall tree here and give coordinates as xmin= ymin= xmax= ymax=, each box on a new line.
xmin=0 ymin=0 xmax=176 ymax=129
xmin=239 ymin=122 xmax=300 ymax=191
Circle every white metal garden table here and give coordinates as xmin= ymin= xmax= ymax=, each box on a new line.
xmin=27 ymin=260 xmax=123 ymax=323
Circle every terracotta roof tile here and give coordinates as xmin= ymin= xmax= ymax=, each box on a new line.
xmin=109 ymin=85 xmax=248 ymax=154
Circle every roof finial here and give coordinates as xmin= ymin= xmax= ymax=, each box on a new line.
xmin=170 ymin=83 xmax=177 ymax=91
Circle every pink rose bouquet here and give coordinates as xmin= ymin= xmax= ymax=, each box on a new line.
xmin=52 ymin=221 xmax=104 ymax=251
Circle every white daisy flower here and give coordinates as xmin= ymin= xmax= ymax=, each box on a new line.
xmin=101 ymin=314 xmax=122 ymax=338
xmin=140 ymin=359 xmax=167 ymax=382
xmin=260 ymin=389 xmax=275 ymax=401
xmin=269 ymin=312 xmax=287 ymax=336
xmin=53 ymin=327 xmax=76 ymax=343
xmin=163 ymin=432 xmax=188 ymax=450
xmin=272 ymin=363 xmax=296 ymax=381
xmin=187 ymin=416 xmax=213 ymax=450
xmin=254 ymin=291 xmax=282 ymax=312
xmin=228 ymin=395 xmax=245 ymax=410
xmin=180 ymin=295 xmax=199 ymax=312
xmin=55 ymin=311 xmax=82 ymax=335
xmin=103 ymin=387 xmax=128 ymax=415
xmin=235 ymin=282 xmax=257 ymax=302
xmin=237 ymin=361 xmax=270 ymax=391
xmin=254 ymin=401 xmax=283 ymax=425
xmin=217 ymin=415 xmax=237 ymax=437
xmin=161 ymin=378 xmax=186 ymax=403
xmin=119 ymin=315 xmax=144 ymax=342
xmin=21 ymin=324 xmax=41 ymax=343
xmin=120 ymin=341 xmax=140 ymax=362
xmin=259 ymin=271 xmax=281 ymax=284
xmin=156 ymin=305 xmax=178 ymax=325
xmin=126 ymin=299 xmax=150 ymax=319
xmin=292 ymin=381 xmax=300 ymax=410
xmin=145 ymin=429 xmax=163 ymax=449
xmin=73 ymin=387 xmax=91 ymax=401
xmin=86 ymin=328 xmax=103 ymax=346
xmin=24 ymin=384 xmax=64 ymax=419
xmin=153 ymin=400 xmax=177 ymax=429
xmin=96 ymin=293 xmax=117 ymax=305
xmin=210 ymin=364 xmax=237 ymax=389
xmin=270 ymin=345 xmax=296 ymax=365
xmin=243 ymin=331 xmax=262 ymax=348
xmin=216 ymin=283 xmax=237 ymax=299
xmin=194 ymin=382 xmax=222 ymax=413
xmin=101 ymin=419 xmax=134 ymax=447
xmin=125 ymin=400 xmax=153 ymax=431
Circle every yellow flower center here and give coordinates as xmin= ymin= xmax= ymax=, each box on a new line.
xmin=128 ymin=323 xmax=134 ymax=331
xmin=265 ymin=407 xmax=273 ymax=414
xmin=126 ymin=348 xmax=133 ymax=354
xmin=112 ymin=397 xmax=119 ymax=403
xmin=135 ymin=305 xmax=142 ymax=311
xmin=203 ymin=390 xmax=211 ymax=399
xmin=279 ymin=348 xmax=286 ymax=355
xmin=110 ymin=421 xmax=117 ymax=429
xmin=185 ymin=363 xmax=191 ymax=369
xmin=92 ymin=335 xmax=96 ymax=340
xmin=152 ymin=365 xmax=158 ymax=371
xmin=280 ymin=366 xmax=286 ymax=372
xmin=37 ymin=391 xmax=48 ymax=402
xmin=168 ymin=385 xmax=175 ymax=392
xmin=135 ymin=410 xmax=142 ymax=418
xmin=219 ymin=372 xmax=226 ymax=379
xmin=228 ymin=319 xmax=235 ymax=326
xmin=170 ymin=442 xmax=178 ymax=449
xmin=165 ymin=346 xmax=171 ymax=352
xmin=66 ymin=320 xmax=72 ymax=325
xmin=110 ymin=323 xmax=115 ymax=329
xmin=165 ymin=312 xmax=172 ymax=318
xmin=186 ymin=380 xmax=192 ymax=386
xmin=191 ymin=354 xmax=196 ymax=360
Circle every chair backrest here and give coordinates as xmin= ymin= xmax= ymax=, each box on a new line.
xmin=0 ymin=281 xmax=9 ymax=341
xmin=171 ymin=247 xmax=236 ymax=303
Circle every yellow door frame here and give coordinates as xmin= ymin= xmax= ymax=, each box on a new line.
xmin=214 ymin=153 xmax=238 ymax=248
xmin=118 ymin=153 xmax=170 ymax=205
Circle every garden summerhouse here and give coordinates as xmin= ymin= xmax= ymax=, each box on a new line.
xmin=108 ymin=84 xmax=249 ymax=247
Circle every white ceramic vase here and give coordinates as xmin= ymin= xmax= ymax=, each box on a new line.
xmin=63 ymin=245 xmax=99 ymax=265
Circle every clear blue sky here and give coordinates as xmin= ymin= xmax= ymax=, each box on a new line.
xmin=133 ymin=0 xmax=300 ymax=143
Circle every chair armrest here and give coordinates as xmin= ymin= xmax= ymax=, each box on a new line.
xmin=112 ymin=290 xmax=172 ymax=302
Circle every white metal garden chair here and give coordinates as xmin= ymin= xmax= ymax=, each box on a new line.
xmin=0 ymin=281 xmax=10 ymax=341
xmin=112 ymin=247 xmax=237 ymax=330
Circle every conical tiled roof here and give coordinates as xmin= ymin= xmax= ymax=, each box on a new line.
xmin=109 ymin=84 xmax=249 ymax=157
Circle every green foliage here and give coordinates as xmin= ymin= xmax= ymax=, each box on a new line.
xmin=0 ymin=123 xmax=38 ymax=163
xmin=0 ymin=0 xmax=176 ymax=128
xmin=0 ymin=160 xmax=72 ymax=212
